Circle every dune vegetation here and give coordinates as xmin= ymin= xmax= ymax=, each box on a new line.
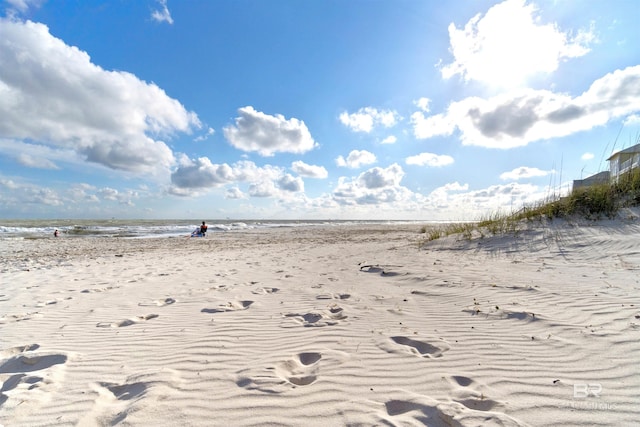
xmin=422 ymin=168 xmax=640 ymax=242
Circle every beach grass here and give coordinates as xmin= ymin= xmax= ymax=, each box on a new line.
xmin=421 ymin=167 xmax=640 ymax=243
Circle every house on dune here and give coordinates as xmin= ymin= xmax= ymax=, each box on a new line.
xmin=573 ymin=142 xmax=640 ymax=190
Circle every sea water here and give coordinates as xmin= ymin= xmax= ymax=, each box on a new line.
xmin=0 ymin=219 xmax=420 ymax=240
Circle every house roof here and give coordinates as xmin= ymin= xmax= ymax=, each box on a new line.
xmin=607 ymin=142 xmax=640 ymax=160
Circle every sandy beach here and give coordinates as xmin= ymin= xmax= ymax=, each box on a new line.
xmin=1 ymin=221 xmax=639 ymax=426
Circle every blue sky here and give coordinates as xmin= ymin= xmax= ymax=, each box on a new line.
xmin=1 ymin=0 xmax=639 ymax=220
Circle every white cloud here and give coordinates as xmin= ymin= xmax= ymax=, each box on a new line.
xmin=223 ymin=106 xmax=317 ymax=156
xmin=426 ymin=181 xmax=550 ymax=218
xmin=412 ymin=65 xmax=640 ymax=148
xmin=414 ymin=97 xmax=431 ymax=112
xmin=624 ymin=114 xmax=640 ymax=126
xmin=277 ymin=174 xmax=304 ymax=192
xmin=5 ymin=0 xmax=43 ymax=14
xmin=170 ymin=157 xmax=307 ymax=199
xmin=248 ymin=180 xmax=277 ymax=198
xmin=170 ymin=157 xmax=244 ymax=190
xmin=332 ymin=164 xmax=410 ymax=206
xmin=151 ymin=0 xmax=174 ymax=25
xmin=99 ymin=187 xmax=120 ymax=201
xmin=0 ymin=19 xmax=200 ymax=175
xmin=581 ymin=152 xmax=595 ymax=161
xmin=405 ymin=152 xmax=454 ymax=167
xmin=0 ymin=138 xmax=91 ymax=171
xmin=411 ymin=111 xmax=456 ymax=139
xmin=380 ymin=135 xmax=397 ymax=144
xmin=339 ymin=107 xmax=400 ymax=133
xmin=225 ymin=187 xmax=246 ymax=200
xmin=16 ymin=153 xmax=59 ymax=169
xmin=499 ymin=166 xmax=553 ymax=180
xmin=97 ymin=187 xmax=138 ymax=205
xmin=68 ymin=184 xmax=99 ymax=204
xmin=335 ymin=150 xmax=377 ymax=169
xmin=291 ymin=161 xmax=328 ymax=179
xmin=359 ymin=164 xmax=404 ymax=189
xmin=441 ymin=0 xmax=594 ymax=88
xmin=194 ymin=127 xmax=215 ymax=142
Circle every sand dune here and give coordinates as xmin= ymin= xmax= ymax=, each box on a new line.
xmin=1 ymin=221 xmax=639 ymax=426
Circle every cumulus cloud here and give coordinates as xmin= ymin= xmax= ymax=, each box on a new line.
xmin=441 ymin=182 xmax=469 ymax=192
xmin=335 ymin=150 xmax=377 ymax=169
xmin=16 ymin=153 xmax=59 ymax=170
xmin=410 ymin=111 xmax=456 ymax=140
xmin=194 ymin=127 xmax=215 ymax=142
xmin=414 ymin=97 xmax=431 ymax=112
xmin=380 ymin=135 xmax=397 ymax=144
xmin=225 ymin=187 xmax=246 ymax=199
xmin=427 ymin=181 xmax=549 ymax=217
xmin=223 ymin=106 xmax=317 ymax=156
xmin=332 ymin=164 xmax=410 ymax=206
xmin=97 ymin=187 xmax=138 ymax=205
xmin=441 ymin=0 xmax=594 ymax=88
xmin=339 ymin=107 xmax=400 ymax=133
xmin=0 ymin=19 xmax=200 ymax=175
xmin=5 ymin=0 xmax=43 ymax=14
xmin=359 ymin=164 xmax=404 ymax=189
xmin=0 ymin=176 xmax=153 ymax=216
xmin=412 ymin=65 xmax=640 ymax=148
xmin=291 ymin=161 xmax=328 ymax=179
xmin=624 ymin=114 xmax=640 ymax=126
xmin=277 ymin=174 xmax=304 ymax=192
xmin=248 ymin=180 xmax=278 ymax=198
xmin=169 ymin=157 xmax=306 ymax=199
xmin=151 ymin=0 xmax=174 ymax=25
xmin=581 ymin=152 xmax=595 ymax=160
xmin=405 ymin=152 xmax=454 ymax=167
xmin=170 ymin=157 xmax=239 ymax=190
xmin=499 ymin=166 xmax=553 ymax=180
xmin=68 ymin=184 xmax=99 ymax=203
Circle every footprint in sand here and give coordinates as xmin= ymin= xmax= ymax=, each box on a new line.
xmin=359 ymin=264 xmax=404 ymax=277
xmin=235 ymin=352 xmax=324 ymax=393
xmin=0 ymin=346 xmax=64 ymax=408
xmin=446 ymin=375 xmax=501 ymax=412
xmin=138 ymin=297 xmax=176 ymax=307
xmin=97 ymin=381 xmax=147 ymax=401
xmin=275 ymin=352 xmax=322 ymax=386
xmin=95 ymin=314 xmax=159 ymax=328
xmin=89 ymin=380 xmax=150 ymax=425
xmin=35 ymin=296 xmax=73 ymax=307
xmin=0 ymin=373 xmax=44 ymax=405
xmin=282 ymin=305 xmax=347 ymax=327
xmin=251 ymin=287 xmax=279 ymax=295
xmin=383 ymin=396 xmax=525 ymax=426
xmin=1 ymin=344 xmax=40 ymax=357
xmin=378 ymin=336 xmax=449 ymax=358
xmin=0 ymin=353 xmax=67 ymax=374
xmin=80 ymin=286 xmax=121 ymax=294
xmin=0 ymin=311 xmax=42 ymax=324
xmin=315 ymin=293 xmax=351 ymax=300
xmin=201 ymin=300 xmax=254 ymax=313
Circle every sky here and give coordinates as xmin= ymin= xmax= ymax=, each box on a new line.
xmin=1 ymin=0 xmax=639 ymax=220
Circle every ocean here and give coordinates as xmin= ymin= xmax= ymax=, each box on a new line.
xmin=0 ymin=219 xmax=425 ymax=240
